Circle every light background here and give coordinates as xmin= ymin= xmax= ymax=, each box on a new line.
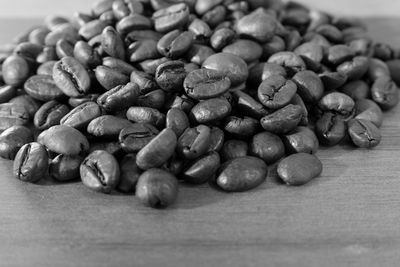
xmin=0 ymin=0 xmax=399 ymax=18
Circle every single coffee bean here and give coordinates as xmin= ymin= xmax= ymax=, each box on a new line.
xmin=38 ymin=125 xmax=90 ymax=156
xmin=186 ymin=44 xmax=215 ymax=65
xmin=152 ymin=3 xmax=190 ymax=33
xmin=8 ymin=95 xmax=40 ymax=118
xmin=116 ymin=14 xmax=152 ymax=35
xmin=182 ymin=151 xmax=220 ymax=184
xmin=207 ymin=126 xmax=224 ymax=152
xmin=101 ymin=26 xmax=126 ymax=60
xmin=117 ymin=153 xmax=142 ymax=193
xmin=249 ymin=63 xmax=287 ymax=87
xmin=24 ymin=74 xmax=65 ymax=101
xmin=216 ymin=156 xmax=267 ymax=192
xmin=260 ymin=104 xmax=303 ymax=134
xmin=315 ymin=112 xmax=347 ymax=146
xmin=126 ymin=106 xmax=165 ymax=129
xmin=130 ymin=70 xmax=158 ymax=94
xmin=157 ymin=30 xmax=194 ymax=59
xmin=371 ymin=76 xmax=399 ymax=110
xmin=283 ymin=126 xmax=319 ymax=154
xmin=340 ymin=80 xmax=370 ymax=101
xmin=97 ymin=82 xmax=140 ymax=112
xmin=267 ymin=52 xmax=306 ymax=75
xmin=103 ymin=57 xmax=136 ymax=75
xmin=155 ymin=60 xmax=187 ymax=92
xmin=190 ymin=97 xmax=231 ymax=124
xmin=68 ymin=94 xmax=100 ymax=108
xmin=354 ymin=99 xmax=383 ymax=128
xmin=124 ymin=29 xmax=163 ymax=43
xmin=167 ymin=94 xmax=195 ymax=113
xmin=166 ymin=108 xmax=189 ymax=137
xmin=261 ymin=35 xmax=286 ymax=60
xmin=294 ymin=42 xmax=324 ymax=67
xmin=53 ymin=56 xmax=91 ymax=97
xmin=136 ymin=128 xmax=177 ymax=170
xmin=73 ymin=40 xmax=102 ymax=68
xmin=315 ymin=24 xmax=343 ymax=43
xmin=60 ymin=101 xmax=103 ymax=129
xmin=139 ymin=57 xmax=169 ymax=75
xmin=34 ymin=100 xmax=70 ymax=130
xmin=386 ymin=59 xmax=400 ymax=86
xmin=136 ymin=89 xmax=166 ymax=110
xmin=233 ymin=90 xmax=268 ymax=119
xmin=0 ymin=126 xmax=33 ymax=160
xmin=277 ymin=153 xmax=322 ymax=186
xmin=119 ymin=123 xmax=159 ymax=153
xmin=326 ymin=44 xmax=355 ymax=66
xmin=128 ymin=39 xmax=160 ymax=62
xmin=221 ymin=139 xmax=248 ymax=162
xmin=202 ymin=52 xmax=248 ymax=86
xmin=13 ymin=142 xmax=49 ymax=183
xmin=222 ymin=39 xmax=262 ymax=63
xmin=87 ymin=115 xmax=132 ymax=139
xmin=210 ymin=27 xmax=235 ymax=51
xmin=49 ymin=154 xmax=83 ymax=181
xmin=368 ymin=58 xmax=390 ymax=81
xmin=37 ymin=61 xmax=57 ymax=76
xmin=79 ymin=19 xmax=108 ymax=40
xmin=318 ymin=92 xmax=355 ymax=116
xmin=56 ymin=39 xmax=74 ymax=59
xmin=136 ymin=168 xmax=178 ymax=208
xmin=80 ymin=150 xmax=120 ymax=194
xmin=250 ymin=131 xmax=285 ymax=164
xmin=292 ymin=70 xmax=325 ymax=103
xmin=257 ymin=75 xmax=297 ymax=109
xmin=184 ymin=68 xmax=231 ymax=100
xmin=337 ymin=56 xmax=369 ymax=81
xmin=95 ymin=65 xmax=130 ymax=91
xmin=2 ymin=55 xmax=30 ymax=87
xmin=201 ymin=5 xmax=226 ymax=28
xmin=223 ymin=116 xmax=259 ymax=139
xmin=0 ymin=85 xmax=16 ymax=103
xmin=177 ymin=125 xmax=211 ymax=160
xmin=348 ymin=118 xmax=381 ymax=148
xmin=113 ymin=0 xmax=144 ymax=20
xmin=236 ymin=8 xmax=276 ymax=42
xmin=0 ymin=103 xmax=30 ymax=131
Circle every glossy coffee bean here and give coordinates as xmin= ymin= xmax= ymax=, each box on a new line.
xmin=283 ymin=126 xmax=319 ymax=154
xmin=97 ymin=82 xmax=140 ymax=112
xmin=257 ymin=75 xmax=297 ymax=109
xmin=24 ymin=74 xmax=65 ymax=102
xmin=103 ymin=57 xmax=136 ymax=75
xmin=8 ymin=95 xmax=40 ymax=118
xmin=371 ymin=76 xmax=399 ymax=110
xmin=267 ymin=52 xmax=306 ymax=75
xmin=80 ymin=150 xmax=120 ymax=194
xmin=348 ymin=119 xmax=381 ymax=148
xmin=177 ymin=125 xmax=211 ymax=160
xmin=152 ymin=3 xmax=190 ymax=33
xmin=166 ymin=108 xmax=189 ymax=137
xmin=250 ymin=132 xmax=285 ymax=164
xmin=181 ymin=151 xmax=220 ymax=184
xmin=354 ymin=99 xmax=383 ymax=128
xmin=73 ymin=41 xmax=102 ymax=68
xmin=116 ymin=14 xmax=152 ymax=35
xmin=95 ymin=65 xmax=130 ymax=91
xmin=260 ymin=104 xmax=303 ymax=134
xmin=318 ymin=92 xmax=355 ymax=116
xmin=101 ymin=26 xmax=126 ymax=60
xmin=130 ymin=70 xmax=158 ymax=94
xmin=136 ymin=168 xmax=178 ymax=208
xmin=136 ymin=89 xmax=166 ymax=110
xmin=340 ymin=80 xmax=370 ymax=101
xmin=0 ymin=85 xmax=16 ymax=103
xmin=277 ymin=153 xmax=322 ymax=186
xmin=222 ymin=39 xmax=263 ymax=63
xmin=319 ymin=71 xmax=348 ymax=91
xmin=233 ymin=90 xmax=268 ymax=119
xmin=117 ymin=153 xmax=142 ymax=193
xmin=89 ymin=141 xmax=124 ymax=158
xmin=207 ymin=126 xmax=224 ymax=152
xmin=87 ymin=115 xmax=133 ymax=139
xmin=49 ymin=154 xmax=83 ymax=181
xmin=0 ymin=126 xmax=33 ymax=160
xmin=0 ymin=103 xmax=30 ymax=131
xmin=119 ymin=123 xmax=159 ymax=153
xmin=337 ymin=56 xmax=369 ymax=81
xmin=37 ymin=61 xmax=57 ymax=76
xmin=368 ymin=58 xmax=390 ymax=81
xmin=34 ymin=100 xmax=70 ymax=130
xmin=315 ymin=112 xmax=347 ymax=146
xmin=2 ymin=55 xmax=30 ymax=87
xmin=128 ymin=39 xmax=160 ymax=63
xmin=210 ymin=27 xmax=235 ymax=51
xmin=236 ymin=8 xmax=276 ymax=43
xmin=221 ymin=139 xmax=248 ymax=162
xmin=216 ymin=156 xmax=267 ymax=192
xmin=13 ymin=142 xmax=48 ymax=183
xmin=157 ymin=30 xmax=194 ymax=59
xmin=61 ymin=101 xmax=103 ymax=129
xmin=38 ymin=125 xmax=90 ymax=156
xmin=190 ymin=97 xmax=231 ymax=124
xmin=79 ymin=19 xmax=108 ymax=40
xmin=126 ymin=106 xmax=165 ymax=129
xmin=223 ymin=116 xmax=259 ymax=139
xmin=155 ymin=60 xmax=186 ymax=92
xmin=292 ymin=70 xmax=324 ymax=103
xmin=184 ymin=69 xmax=231 ymax=100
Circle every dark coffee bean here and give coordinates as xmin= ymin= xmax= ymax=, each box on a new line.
xmin=386 ymin=59 xmax=400 ymax=86
xmin=260 ymin=104 xmax=302 ymax=134
xmin=185 ymin=44 xmax=215 ymax=65
xmin=73 ymin=41 xmax=102 ymax=68
xmin=355 ymin=99 xmax=383 ymax=128
xmin=221 ymin=139 xmax=248 ymax=162
xmin=97 ymin=82 xmax=140 ymax=112
xmin=277 ymin=153 xmax=322 ymax=186
xmin=53 ymin=56 xmax=91 ymax=97
xmin=184 ymin=69 xmax=230 ymax=100
xmin=318 ymin=92 xmax=355 ymax=116
xmin=250 ymin=131 xmax=285 ymax=164
xmin=195 ymin=0 xmax=222 ymax=15
xmin=157 ymin=30 xmax=194 ymax=59
xmin=126 ymin=106 xmax=165 ymax=128
xmin=38 ymin=125 xmax=90 ymax=156
xmin=222 ymin=39 xmax=262 ymax=63
xmin=315 ymin=112 xmax=347 ymax=146
xmin=130 ymin=70 xmax=158 ymax=94
xmin=119 ymin=123 xmax=159 ymax=153
xmin=152 ymin=3 xmax=190 ymax=33
xmin=371 ymin=76 xmax=399 ymax=110
xmin=117 ymin=153 xmax=142 ymax=193
xmin=267 ymin=52 xmax=306 ymax=75
xmin=337 ymin=56 xmax=369 ymax=81
xmin=319 ymin=71 xmax=348 ymax=91
xmin=207 ymin=126 xmax=224 ymax=152
xmin=283 ymin=126 xmax=319 ymax=154
xmin=80 ymin=150 xmax=120 ymax=194
xmin=348 ymin=118 xmax=381 ymax=148
xmin=95 ymin=65 xmax=130 ymax=91
xmin=168 ymin=94 xmax=195 ymax=113
xmin=290 ymin=93 xmax=309 ymax=125
xmin=24 ymin=74 xmax=65 ymax=101
xmin=177 ymin=125 xmax=211 ymax=160
xmin=166 ymin=108 xmax=189 ymax=137
xmin=34 ymin=100 xmax=70 ymax=130
xmin=0 ymin=126 xmax=33 ymax=160
xmin=216 ymin=156 xmax=267 ymax=192
xmin=257 ymin=75 xmax=297 ymax=109
xmin=113 ymin=0 xmax=144 ymax=20
xmin=155 ymin=60 xmax=186 ymax=92
xmin=68 ymin=94 xmax=99 ymax=108
xmin=210 ymin=27 xmax=235 ymax=51
xmin=188 ymin=18 xmax=212 ymax=41
xmin=326 ymin=44 xmax=355 ymax=66
xmin=340 ymin=80 xmax=370 ymax=100
xmin=0 ymin=85 xmax=16 ymax=103
xmin=294 ymin=42 xmax=324 ymax=67
xmin=261 ymin=35 xmax=286 ymax=60
xmin=8 ymin=95 xmax=40 ymax=118
xmin=136 ymin=168 xmax=178 ymax=208
xmin=128 ymin=40 xmax=160 ymax=62
xmin=49 ymin=154 xmax=83 ymax=181
xmin=13 ymin=142 xmax=48 ymax=183
xmin=190 ymin=97 xmax=231 ymax=124
xmin=136 ymin=128 xmax=177 ymax=170
xmin=136 ymin=89 xmax=166 ymax=110
xmin=182 ymin=151 xmax=220 ymax=184
xmin=37 ymin=61 xmax=57 ymax=76
xmin=139 ymin=57 xmax=169 ymax=75
xmin=368 ymin=58 xmax=390 ymax=81
xmin=292 ymin=70 xmax=324 ymax=103
xmin=89 ymin=141 xmax=124 ymax=158
xmin=233 ymin=90 xmax=268 ymax=119
xmin=116 ymin=14 xmax=152 ymax=35
xmin=236 ymin=8 xmax=276 ymax=42
xmin=202 ymin=52 xmax=248 ymax=86
xmin=87 ymin=115 xmax=132 ymax=139
xmin=61 ymin=101 xmax=103 ymax=129
xmin=249 ymin=63 xmax=287 ymax=88
xmin=0 ymin=103 xmax=30 ymax=131
xmin=103 ymin=57 xmax=136 ymax=75
xmin=2 ymin=55 xmax=30 ymax=87
xmin=125 ymin=30 xmax=163 ymax=43
xmin=79 ymin=19 xmax=108 ymax=40
xmin=223 ymin=116 xmax=259 ymax=139
xmin=56 ymin=39 xmax=74 ymax=59
xmin=101 ymin=26 xmax=126 ymax=60
xmin=201 ymin=5 xmax=226 ymax=28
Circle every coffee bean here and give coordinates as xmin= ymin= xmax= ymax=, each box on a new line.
xmin=130 ymin=70 xmax=157 ymax=94
xmin=87 ymin=115 xmax=133 ymax=139
xmin=315 ymin=112 xmax=347 ymax=146
xmin=184 ymin=69 xmax=231 ymax=100
xmin=166 ymin=108 xmax=189 ymax=137
xmin=155 ymin=60 xmax=186 ymax=92
xmin=13 ymin=142 xmax=48 ymax=183
xmin=60 ymin=101 xmax=103 ymax=129
xmin=292 ymin=70 xmax=324 ymax=103
xmin=95 ymin=65 xmax=130 ymax=91
xmin=119 ymin=123 xmax=159 ymax=153
xmin=50 ymin=154 xmax=83 ymax=181
xmin=260 ymin=104 xmax=303 ymax=134
xmin=8 ymin=95 xmax=40 ymax=118
xmin=340 ymin=80 xmax=370 ymax=101
xmin=24 ymin=74 xmax=65 ymax=101
xmin=318 ymin=92 xmax=355 ymax=116
xmin=73 ymin=40 xmax=102 ymax=68
xmin=0 ymin=85 xmax=16 ymax=103
xmin=223 ymin=116 xmax=259 ymax=139
xmin=277 ymin=153 xmax=322 ymax=185
xmin=2 ymin=55 xmax=30 ymax=87
xmin=136 ymin=89 xmax=166 ymax=110
xmin=97 ymin=82 xmax=140 ymax=112
xmin=258 ymin=75 xmax=297 ymax=109
xmin=221 ymin=139 xmax=248 ymax=162
xmin=250 ymin=131 xmax=285 ymax=164
xmin=116 ymin=14 xmax=152 ymax=35
xmin=207 ymin=126 xmax=224 ymax=152
xmin=101 ymin=26 xmax=126 ymax=60
xmin=190 ymin=97 xmax=231 ymax=124
xmin=182 ymin=151 xmax=220 ymax=184
xmin=268 ymin=52 xmax=306 ymax=75
xmin=371 ymin=76 xmax=399 ymax=110
xmin=0 ymin=126 xmax=33 ymax=160
xmin=117 ymin=153 xmax=142 ymax=193
xmin=236 ymin=8 xmax=276 ymax=42
xmin=126 ymin=106 xmax=165 ymax=129
xmin=128 ymin=39 xmax=160 ymax=62
xmin=157 ymin=30 xmax=194 ymax=59
xmin=0 ymin=103 xmax=30 ymax=131
xmin=152 ymin=3 xmax=190 ymax=33
xmin=283 ymin=126 xmax=319 ymax=154
xmin=348 ymin=118 xmax=382 ymax=148
xmin=34 ymin=100 xmax=70 ymax=130
xmin=177 ymin=125 xmax=211 ymax=160
xmin=222 ymin=39 xmax=263 ymax=63
xmin=354 ymin=99 xmax=383 ymax=128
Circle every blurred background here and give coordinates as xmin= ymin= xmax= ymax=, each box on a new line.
xmin=0 ymin=0 xmax=399 ymax=18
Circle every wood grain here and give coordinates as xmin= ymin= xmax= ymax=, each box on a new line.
xmin=1 ymin=18 xmax=400 ymax=267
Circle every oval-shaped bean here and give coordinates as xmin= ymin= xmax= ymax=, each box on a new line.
xmin=0 ymin=126 xmax=33 ymax=160
xmin=13 ymin=142 xmax=48 ymax=183
xmin=277 ymin=153 xmax=322 ymax=185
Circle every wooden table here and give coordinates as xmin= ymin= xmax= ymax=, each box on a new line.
xmin=1 ymin=17 xmax=400 ymax=267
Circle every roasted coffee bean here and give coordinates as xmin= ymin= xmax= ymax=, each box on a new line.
xmin=116 ymin=14 xmax=152 ymax=35
xmin=103 ymin=57 xmax=136 ymax=75
xmin=13 ymin=142 xmax=48 ymax=183
xmin=24 ymin=74 xmax=65 ymax=101
xmin=117 ymin=153 xmax=142 ymax=193
xmin=190 ymin=97 xmax=231 ymax=124
xmin=222 ymin=39 xmax=262 ymax=63
xmin=250 ymin=131 xmax=285 ymax=164
xmin=2 ymin=55 xmax=30 ymax=86
xmin=136 ymin=128 xmax=177 ymax=170
xmin=130 ymin=70 xmax=157 ymax=94
xmin=61 ymin=101 xmax=103 ymax=129
xmin=0 ymin=85 xmax=16 ymax=103
xmin=0 ymin=126 xmax=33 ymax=160
xmin=166 ymin=108 xmax=189 ymax=137
xmin=221 ymin=139 xmax=248 ymax=162
xmin=326 ymin=44 xmax=355 ymax=66
xmin=126 ymin=106 xmax=165 ymax=129
xmin=261 ymin=35 xmax=286 ymax=60
xmin=283 ymin=126 xmax=319 ymax=154
xmin=368 ymin=58 xmax=390 ymax=81
xmin=89 ymin=141 xmax=124 ymax=158
xmin=188 ymin=18 xmax=212 ymax=40
xmin=337 ymin=56 xmax=369 ymax=81
xmin=119 ymin=123 xmax=159 ymax=153
xmin=201 ymin=5 xmax=226 ymax=28
xmin=45 ymin=24 xmax=79 ymax=46
xmin=223 ymin=116 xmax=259 ymax=139
xmin=157 ymin=30 xmax=194 ymax=59
xmin=184 ymin=69 xmax=231 ymax=100
xmin=34 ymin=100 xmax=70 ymax=130
xmin=386 ymin=59 xmax=400 ymax=86
xmin=207 ymin=126 xmax=224 ymax=152
xmin=8 ymin=95 xmax=40 ymax=118
xmin=80 ymin=150 xmax=120 ymax=193
xmin=315 ymin=24 xmax=343 ymax=43
xmin=68 ymin=94 xmax=99 ymax=108
xmin=355 ymin=99 xmax=383 ymax=128
xmin=87 ymin=115 xmax=132 ymax=139
xmin=37 ymin=61 xmax=57 ymax=76
xmin=267 ymin=52 xmax=306 ymax=75
xmin=153 ymin=3 xmax=190 ymax=33
xmin=216 ymin=156 xmax=267 ymax=192
xmin=348 ymin=118 xmax=381 ymax=148
xmin=136 ymin=168 xmax=178 ymax=208
xmin=136 ymin=89 xmax=165 ymax=110
xmin=260 ymin=104 xmax=303 ymax=134
xmin=97 ymin=82 xmax=140 ymax=112
xmin=49 ymin=154 xmax=83 ymax=181
xmin=128 ymin=39 xmax=160 ymax=62
xmin=371 ymin=76 xmax=399 ymax=110
xmin=182 ymin=151 xmax=220 ymax=184
xmin=292 ymin=70 xmax=325 ymax=103
xmin=53 ymin=56 xmax=91 ymax=97
xmin=79 ymin=19 xmax=108 ymax=40
xmin=38 ymin=125 xmax=90 ymax=156
xmin=101 ymin=26 xmax=125 ymax=60
xmin=340 ymin=80 xmax=370 ymax=101
xmin=315 ymin=112 xmax=347 ymax=146
xmin=233 ymin=90 xmax=268 ymax=119
xmin=36 ymin=46 xmax=57 ymax=64
xmin=73 ymin=41 xmax=102 ymax=68
xmin=257 ymin=75 xmax=297 ymax=109
xmin=210 ymin=27 xmax=235 ymax=51
xmin=155 ymin=60 xmax=186 ymax=92
xmin=95 ymin=65 xmax=130 ymax=91
xmin=236 ymin=8 xmax=276 ymax=42
xmin=0 ymin=103 xmax=30 ymax=131
xmin=185 ymin=44 xmax=214 ymax=65
xmin=113 ymin=0 xmax=144 ymax=20
xmin=139 ymin=57 xmax=170 ymax=75
xmin=318 ymin=92 xmax=355 ymax=116
xmin=177 ymin=125 xmax=211 ymax=160
xmin=294 ymin=42 xmax=324 ymax=68
xmin=249 ymin=62 xmax=287 ymax=87
xmin=319 ymin=71 xmax=348 ymax=91
xmin=56 ymin=39 xmax=74 ymax=59
xmin=277 ymin=153 xmax=322 ymax=186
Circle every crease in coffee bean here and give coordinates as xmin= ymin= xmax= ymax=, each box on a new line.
xmin=57 ymin=61 xmax=84 ymax=94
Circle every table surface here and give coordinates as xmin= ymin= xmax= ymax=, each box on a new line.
xmin=1 ymin=17 xmax=400 ymax=267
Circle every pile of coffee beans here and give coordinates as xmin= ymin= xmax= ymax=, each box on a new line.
xmin=0 ymin=0 xmax=399 ymax=208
